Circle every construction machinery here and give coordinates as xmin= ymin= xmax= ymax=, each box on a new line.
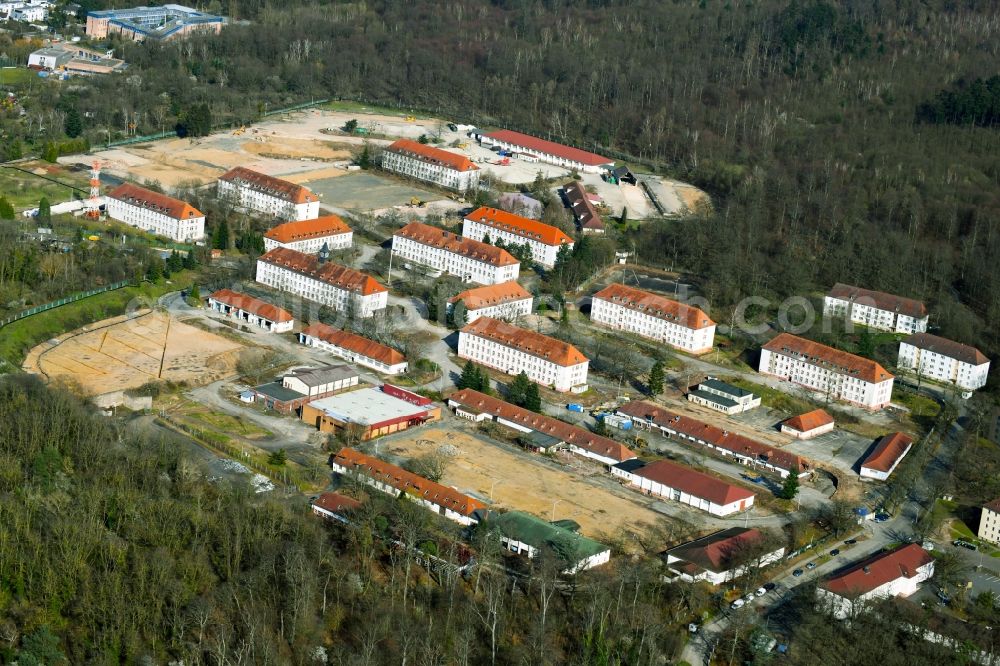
xmin=405 ymin=115 xmax=416 ymax=122
xmin=232 ymin=125 xmax=246 ymax=136
xmin=409 ymin=196 xmax=426 ymax=207
xmin=493 ymin=157 xmax=511 ymax=166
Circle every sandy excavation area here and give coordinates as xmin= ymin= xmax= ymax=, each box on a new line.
xmin=24 ymin=310 xmax=244 ymax=396
xmin=381 ymin=426 xmax=668 ymax=542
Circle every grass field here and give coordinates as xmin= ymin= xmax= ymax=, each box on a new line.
xmin=725 ymin=376 xmax=817 ymax=416
xmin=0 ymin=165 xmax=88 ymax=211
xmin=1 ymin=67 xmax=36 ymax=86
xmin=0 ymin=273 xmax=193 ymax=370
xmin=325 ymin=99 xmax=436 ymax=119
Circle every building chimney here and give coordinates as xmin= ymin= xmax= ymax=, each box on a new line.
xmin=863 ymin=566 xmax=871 ymax=574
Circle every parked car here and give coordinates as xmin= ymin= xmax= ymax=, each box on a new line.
xmin=744 ymin=593 xmax=756 ymax=604
xmin=844 ymin=538 xmax=857 ymax=545
xmin=793 ymin=569 xmax=804 ymax=577
xmin=731 ymin=598 xmax=746 ymax=610
xmin=688 ymin=623 xmax=699 ymax=634
xmin=830 ymin=549 xmax=841 ymax=556
xmin=763 ymin=582 xmax=777 ymax=591
xmin=755 ymin=587 xmax=767 ymax=597
xmin=952 ymin=539 xmax=977 ymax=551
xmin=874 ymin=513 xmax=891 ymax=522
xmin=806 ymin=562 xmax=817 ymax=570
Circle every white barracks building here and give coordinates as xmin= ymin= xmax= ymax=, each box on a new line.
xmin=759 ymin=333 xmax=894 ymax=410
xmin=218 ymin=167 xmax=320 ymax=221
xmin=449 ymin=281 xmax=533 ymax=323
xmin=590 ymin=283 xmax=716 ymax=354
xmin=458 ymin=316 xmax=589 ymax=393
xmin=255 ymin=247 xmax=387 ymax=317
xmin=106 ymin=183 xmax=205 ymax=242
xmin=898 ymin=332 xmax=990 ymax=392
xmin=264 ymin=215 xmax=353 ymax=253
xmin=382 ymin=139 xmax=480 ymax=191
xmin=823 ymin=283 xmax=928 ymax=334
xmin=462 ymin=206 xmax=573 ymax=268
xmin=392 ymin=222 xmax=519 ymax=285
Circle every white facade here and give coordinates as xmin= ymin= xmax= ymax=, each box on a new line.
xmin=897 ymin=339 xmax=990 ymax=392
xmin=481 ymin=131 xmax=613 ymax=174
xmin=610 ymin=465 xmax=754 ymax=516
xmin=381 ymin=141 xmax=480 ymax=191
xmin=298 ymin=330 xmax=407 ymax=375
xmin=461 ymin=208 xmax=572 ymax=268
xmin=758 ymin=335 xmax=894 ymax=410
xmin=590 ymin=287 xmax=715 ymax=354
xmin=457 ymin=326 xmax=588 ymax=393
xmin=456 ymin=296 xmax=533 ymax=324
xmin=206 ymin=296 xmax=293 ymax=333
xmin=666 ymin=546 xmax=785 ymax=585
xmin=283 ymin=374 xmax=358 ymax=397
xmin=217 ymin=174 xmax=319 ymax=221
xmin=263 ymin=230 xmax=352 ymax=254
xmin=823 ymin=292 xmax=928 ymax=334
xmin=499 ymin=534 xmax=610 ymax=575
xmin=255 ymin=259 xmax=387 ymax=318
xmin=106 ymin=194 xmax=204 ymax=242
xmin=391 ymin=228 xmax=519 ymax=286
xmin=817 ymin=559 xmax=934 ymax=620
xmin=12 ymin=4 xmax=46 ymax=21
xmin=978 ymin=503 xmax=1000 ymax=546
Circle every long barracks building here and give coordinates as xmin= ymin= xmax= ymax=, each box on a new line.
xmin=461 ymin=206 xmax=573 ymax=268
xmin=381 ymin=139 xmax=480 ymax=191
xmin=392 ymin=222 xmax=520 ymax=285
xmin=218 ymin=167 xmax=320 ymax=221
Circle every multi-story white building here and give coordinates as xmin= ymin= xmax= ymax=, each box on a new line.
xmin=218 ymin=167 xmax=319 ymax=221
xmin=298 ymin=323 xmax=408 ymax=375
xmin=381 ymin=139 xmax=480 ymax=191
xmin=978 ymin=499 xmax=1000 ymax=546
xmin=392 ymin=222 xmax=519 ymax=285
xmin=255 ymin=247 xmax=387 ymax=318
xmin=816 ymin=544 xmax=934 ymax=619
xmin=897 ymin=332 xmax=990 ymax=393
xmin=458 ymin=316 xmax=589 ymax=393
xmin=823 ymin=283 xmax=928 ymax=334
xmin=206 ymin=289 xmax=293 ymax=333
xmin=11 ymin=3 xmax=46 ymax=22
xmin=591 ymin=283 xmax=716 ymax=354
xmin=462 ymin=206 xmax=573 ymax=268
xmin=448 ymin=281 xmax=533 ymax=324
xmin=263 ymin=215 xmax=352 ymax=253
xmin=106 ymin=183 xmax=205 ymax=242
xmin=480 ymin=129 xmax=614 ymax=174
xmin=759 ymin=333 xmax=895 ymax=410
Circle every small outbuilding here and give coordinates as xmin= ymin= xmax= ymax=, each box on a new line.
xmin=781 ymin=409 xmax=835 ymax=439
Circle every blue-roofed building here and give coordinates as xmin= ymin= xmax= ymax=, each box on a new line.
xmin=87 ymin=5 xmax=226 ymax=42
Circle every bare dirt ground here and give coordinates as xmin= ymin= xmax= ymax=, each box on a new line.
xmin=24 ymin=310 xmax=244 ymax=396
xmin=380 ymin=425 xmax=668 ymax=541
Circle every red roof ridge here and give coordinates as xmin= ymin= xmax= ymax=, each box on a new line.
xmin=828 ymin=283 xmax=927 ymax=319
xmin=635 ymin=459 xmax=754 ymax=506
xmin=449 ymin=281 xmax=532 ymax=310
xmin=594 ymin=283 xmax=715 ymax=329
xmin=219 ymin=166 xmax=316 ymax=204
xmin=783 ymin=409 xmax=834 ymax=433
xmin=762 ymin=333 xmax=893 ymax=384
xmin=465 ymin=206 xmax=573 ymax=247
xmin=903 ymin=332 xmax=989 ymax=366
xmin=460 ymin=317 xmax=587 ymax=367
xmin=258 ymin=247 xmax=387 ymax=296
xmin=821 ymin=544 xmax=933 ymax=599
xmin=301 ymin=322 xmax=405 ymax=367
xmin=108 ymin=183 xmax=203 ymax=220
xmin=485 ymin=129 xmax=612 ymax=167
xmin=387 ymin=139 xmax=478 ymax=172
xmin=265 ymin=215 xmax=351 ymax=244
xmin=394 ymin=222 xmax=519 ymax=266
xmin=861 ymin=432 xmax=913 ymax=473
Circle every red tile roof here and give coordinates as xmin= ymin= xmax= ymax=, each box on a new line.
xmin=634 ymin=460 xmax=755 ymax=506
xmin=783 ymin=409 xmax=834 ymax=434
xmin=312 ymin=492 xmax=362 ymax=516
xmin=563 ymin=181 xmax=604 ymax=230
xmin=394 ymin=222 xmax=519 ymax=267
xmin=108 ymin=183 xmax=203 ymax=220
xmin=828 ymin=283 xmax=927 ymax=319
xmin=448 ymin=389 xmax=635 ymax=462
xmin=666 ymin=527 xmax=768 ymax=573
xmin=485 ymin=129 xmax=612 ymax=167
xmin=617 ymin=401 xmax=809 ymax=475
xmin=594 ymin=283 xmax=715 ymax=330
xmin=208 ymin=289 xmax=293 ymax=323
xmin=301 ymin=322 xmax=405 ymax=367
xmin=258 ymin=247 xmax=386 ymax=296
xmin=333 ymin=447 xmax=486 ymax=517
xmin=904 ymin=333 xmax=989 ymax=366
xmin=860 ymin=432 xmax=913 ymax=473
xmin=762 ymin=333 xmax=893 ymax=384
xmin=449 ymin=281 xmax=533 ymax=311
xmin=219 ymin=166 xmax=317 ymax=204
xmin=386 ymin=139 xmax=478 ymax=172
xmin=821 ymin=544 xmax=933 ymax=599
xmin=984 ymin=498 xmax=1000 ymax=514
xmin=264 ymin=215 xmax=351 ymax=244
xmin=461 ymin=317 xmax=588 ymax=367
xmin=465 ymin=206 xmax=573 ymax=247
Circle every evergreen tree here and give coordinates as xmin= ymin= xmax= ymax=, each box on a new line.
xmin=457 ymin=361 xmax=479 ymax=390
xmin=183 ymin=249 xmax=197 ymax=269
xmin=648 ymin=359 xmax=665 ymax=395
xmin=64 ymin=107 xmax=83 ymax=138
xmin=146 ymin=258 xmax=163 ymax=281
xmin=593 ymin=417 xmax=609 ymax=436
xmin=167 ymin=249 xmax=183 ymax=272
xmin=524 ymin=380 xmax=541 ymax=412
xmin=37 ymin=198 xmax=51 ymax=225
xmin=482 ymin=233 xmax=492 ymax=245
xmin=343 ymin=118 xmax=358 ymax=133
xmin=507 ymin=371 xmax=531 ymax=407
xmin=450 ymin=299 xmax=467 ymax=328
xmin=0 ymin=195 xmax=14 ymax=220
xmin=212 ymin=219 xmax=230 ymax=250
xmin=357 ymin=143 xmax=372 ymax=169
xmin=476 ymin=366 xmax=491 ymax=394
xmin=780 ymin=466 xmax=800 ymax=500
xmin=42 ymin=142 xmax=58 ymax=163
xmin=188 ymin=284 xmax=201 ymax=305
xmin=267 ymin=448 xmax=287 ymax=466
xmin=618 ymin=206 xmax=628 ymax=227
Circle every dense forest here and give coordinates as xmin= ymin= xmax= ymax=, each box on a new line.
xmin=33 ymin=0 xmax=1000 ymax=371
xmin=1 ymin=375 xmax=990 ymax=665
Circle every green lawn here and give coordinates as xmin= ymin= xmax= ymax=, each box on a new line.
xmin=0 ymin=166 xmax=88 ymax=211
xmin=725 ymin=376 xmax=816 ymax=416
xmin=0 ymin=66 xmax=36 ymax=87
xmin=0 ymin=274 xmax=192 ymax=370
xmin=325 ymin=99 xmax=435 ymax=120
